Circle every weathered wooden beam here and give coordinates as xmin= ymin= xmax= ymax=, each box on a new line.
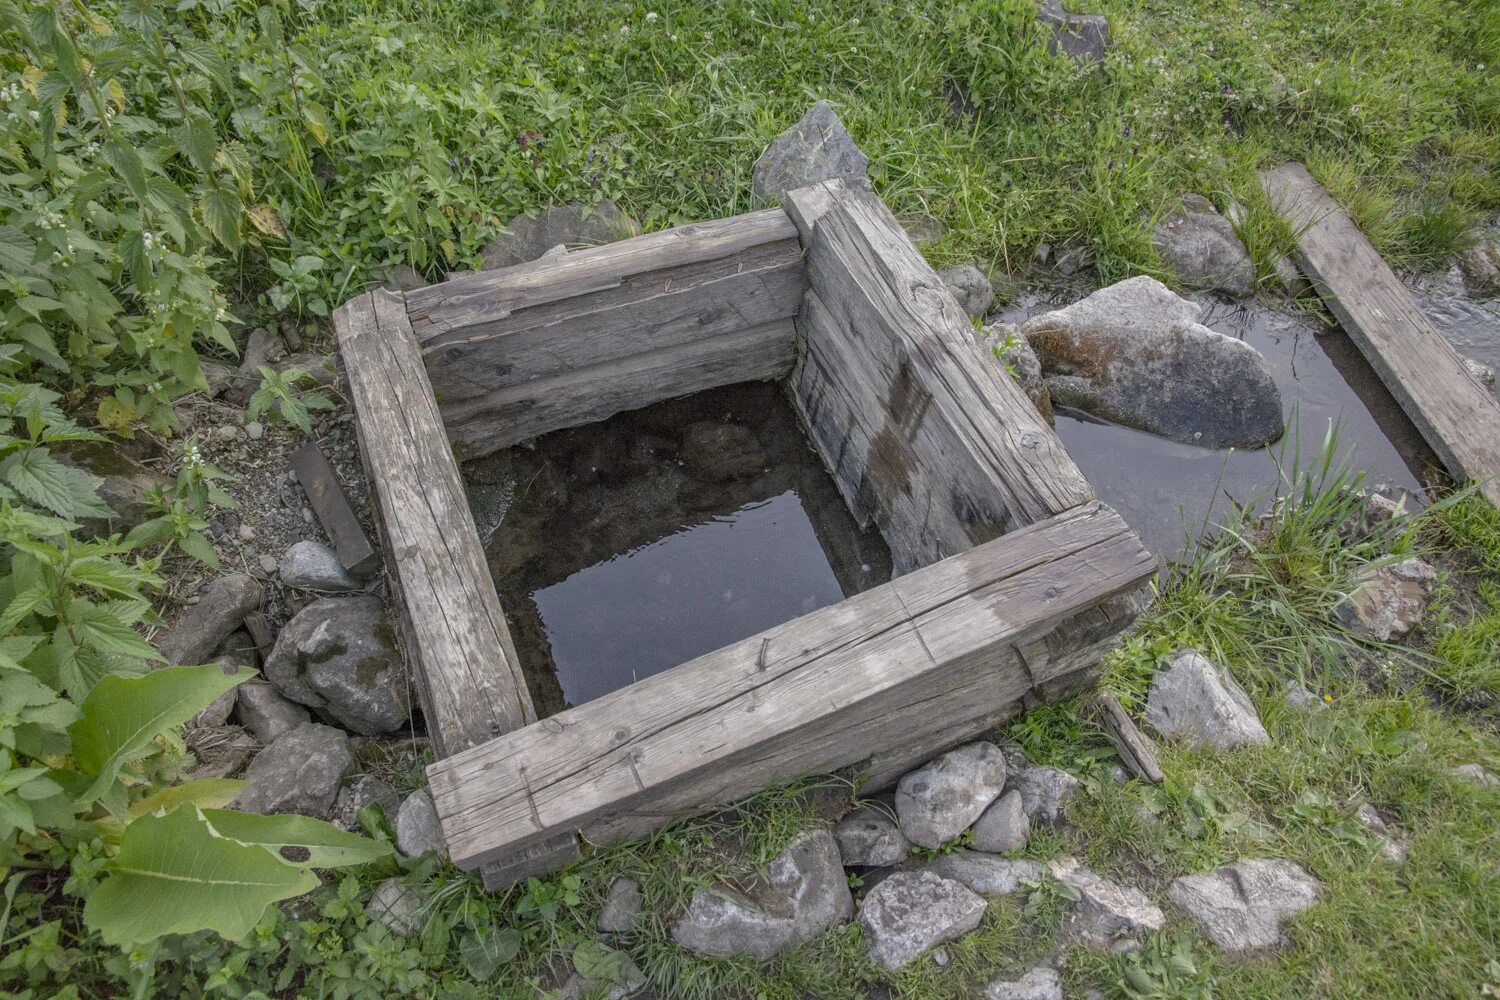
xmin=290 ymin=441 xmax=379 ymax=576
xmin=783 ymin=182 xmax=1094 ymax=572
xmin=1263 ymin=162 xmax=1500 ymax=506
xmin=428 ymin=500 xmax=1153 ymax=873
xmin=1091 ymin=693 xmax=1164 ymax=784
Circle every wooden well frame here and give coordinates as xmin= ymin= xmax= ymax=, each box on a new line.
xmin=334 ymin=181 xmax=1155 ymax=888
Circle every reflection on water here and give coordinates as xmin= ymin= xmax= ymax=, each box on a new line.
xmin=465 ymin=382 xmax=893 ymax=716
xmin=1406 ymin=265 xmax=1500 ymax=376
xmin=995 ymin=291 xmax=1442 ymax=561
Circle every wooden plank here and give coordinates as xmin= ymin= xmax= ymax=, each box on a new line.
xmin=428 ymin=500 xmax=1153 ymax=872
xmin=439 ymin=319 xmax=796 ymax=461
xmin=1262 ymin=162 xmax=1500 ymax=506
xmin=334 ymin=290 xmax=535 ymax=753
xmin=783 ymin=183 xmax=1093 ymax=572
xmin=1091 ymin=693 xmax=1164 ymax=784
xmin=290 ymin=441 xmax=379 ymax=576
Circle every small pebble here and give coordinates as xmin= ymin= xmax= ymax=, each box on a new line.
xmin=238 ymin=523 xmax=257 ymax=542
xmin=258 ymin=553 xmax=278 ymax=574
xmin=215 ymin=424 xmax=241 ymax=442
xmin=301 ymin=507 xmax=314 ymax=524
xmin=245 ymin=421 xmax=265 ymax=441
xmin=287 ymin=469 xmax=299 ymax=484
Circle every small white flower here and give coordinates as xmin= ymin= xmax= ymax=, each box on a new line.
xmin=645 ymin=11 xmax=657 ymax=21
xmin=619 ymin=24 xmax=630 ymax=35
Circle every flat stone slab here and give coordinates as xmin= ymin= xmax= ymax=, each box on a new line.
xmin=920 ymin=851 xmax=1041 ymax=896
xmin=1168 ymin=858 xmax=1320 ymax=953
xmin=1049 ymin=856 xmax=1165 ymax=952
xmin=834 ymin=805 xmax=910 ymax=867
xmin=895 ymin=742 xmax=1009 ymax=848
xmin=858 ymin=870 xmax=987 ymax=970
xmin=986 ymin=965 xmax=1064 ymax=1000
xmin=1144 ymin=648 xmax=1269 ymax=750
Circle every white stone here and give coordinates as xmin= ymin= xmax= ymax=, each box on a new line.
xmin=1048 ymin=856 xmax=1165 ymax=952
xmin=986 ymin=966 xmax=1063 ymax=1000
xmin=1168 ymin=858 xmax=1320 ymax=953
xmin=895 ymin=742 xmax=1009 ymax=848
xmin=1144 ymin=649 xmax=1268 ymax=749
xmin=395 ymin=789 xmax=447 ymax=860
xmin=858 ymin=871 xmax=987 ymax=970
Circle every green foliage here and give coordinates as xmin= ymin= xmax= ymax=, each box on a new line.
xmin=245 ymin=364 xmax=332 ymax=435
xmin=1119 ymin=933 xmax=1215 ymax=1000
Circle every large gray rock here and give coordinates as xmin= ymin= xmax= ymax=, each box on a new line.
xmin=233 ymin=723 xmax=351 ymax=818
xmin=479 ymin=201 xmax=637 ymax=270
xmin=1334 ymin=557 xmax=1436 ymax=641
xmin=920 ymin=851 xmax=1041 ymax=896
xmin=970 ymin=790 xmax=1029 ymax=854
xmin=858 ymin=870 xmax=987 ymax=970
xmin=1036 ymin=1 xmax=1110 ymax=63
xmin=264 ymin=596 xmax=410 ymax=736
xmin=1458 ymin=240 xmax=1500 ymax=298
xmin=1168 ymin=858 xmax=1320 ymax=953
xmin=1144 ymin=648 xmax=1269 ymax=750
xmin=1048 ymin=856 xmax=1165 ymax=952
xmin=1004 ymin=756 xmax=1080 ymax=828
xmin=1152 ymin=194 xmax=1256 ymax=298
xmin=834 ymin=805 xmax=910 ymax=867
xmin=279 ymin=540 xmax=357 ymax=592
xmin=1021 ymin=277 xmax=1283 ymax=448
xmin=156 ymin=574 xmax=263 ymax=665
xmin=366 ymin=878 xmax=425 ymax=936
xmin=330 ymin=774 xmax=401 ymax=831
xmin=895 ymin=742 xmax=1009 ymax=849
xmin=395 ymin=789 xmax=447 ymax=859
xmin=598 ymin=876 xmax=645 ymax=935
xmin=940 ymin=265 xmax=995 ymax=319
xmin=671 ymin=830 xmax=852 ymax=961
xmin=752 ymin=101 xmax=871 ymax=202
xmin=1452 ymin=763 xmax=1500 ymax=786
xmin=986 ymin=966 xmax=1064 ymax=1000
xmin=236 ymin=679 xmax=312 ymax=744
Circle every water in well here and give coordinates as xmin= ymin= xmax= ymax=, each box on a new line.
xmin=464 ymin=382 xmax=893 ymax=716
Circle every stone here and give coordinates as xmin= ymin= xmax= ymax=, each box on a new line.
xmin=1464 ymin=357 xmax=1497 ymax=390
xmin=233 ymin=722 xmax=351 ymax=818
xmin=1048 ymin=856 xmax=1165 ymax=952
xmin=895 ymin=742 xmax=1009 ymax=849
xmin=383 ymin=263 xmax=429 ymax=292
xmin=1335 ymin=557 xmax=1436 ymax=641
xmin=1274 ymin=255 xmax=1311 ymax=298
xmin=857 ymin=870 xmax=987 ymax=970
xmin=1168 ymin=858 xmax=1320 ymax=954
xmin=1283 ymin=680 xmax=1326 ymax=713
xmin=920 ymin=851 xmax=1041 ymax=896
xmin=264 ymin=595 xmax=411 ymax=736
xmin=984 ymin=324 xmax=1055 ymax=423
xmin=190 ymin=657 xmax=242 ymax=727
xmin=1364 ymin=492 xmax=1407 ymax=527
xmin=1152 ymin=194 xmax=1256 ymax=298
xmin=1451 ymin=763 xmax=1500 ymax=787
xmin=395 ymin=789 xmax=447 ymax=859
xmin=279 ymin=540 xmax=358 ymax=592
xmin=1005 ymin=760 xmax=1080 ymax=828
xmin=940 ymin=264 xmax=995 ymax=318
xmin=671 ymin=830 xmax=852 ymax=961
xmin=1036 ymin=1 xmax=1110 ymax=63
xmin=480 ymin=201 xmax=637 ymax=271
xmin=155 ymin=574 xmax=263 ymax=666
xmin=970 ymin=790 xmax=1029 ymax=854
xmin=236 ymin=679 xmax=311 ymax=743
xmin=244 ymin=420 xmax=264 ymax=441
xmin=366 ymin=878 xmax=425 ymax=936
xmin=834 ymin=805 xmax=910 ymax=867
xmin=241 ymin=326 xmax=286 ymax=372
xmin=1355 ymin=804 xmax=1408 ymax=862
xmin=57 ymin=442 xmax=171 ymax=534
xmin=751 ymin=100 xmax=871 ymax=203
xmin=598 ymin=877 xmax=645 ymax=935
xmin=258 ymin=553 xmax=278 ymax=575
xmin=1144 ymin=648 xmax=1269 ymax=750
xmin=1021 ymin=277 xmax=1283 ymax=448
xmin=681 ymin=421 xmax=767 ymax=482
xmin=331 ymin=774 xmax=402 ymax=831
xmin=1458 ymin=240 xmax=1500 ymax=298
xmin=986 ymin=966 xmax=1064 ymax=1000
xmin=276 ymin=352 xmax=339 ymax=389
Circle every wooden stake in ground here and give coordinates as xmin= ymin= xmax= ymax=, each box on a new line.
xmin=1262 ymin=162 xmax=1500 ymax=506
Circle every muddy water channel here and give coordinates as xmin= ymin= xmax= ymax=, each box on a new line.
xmin=995 ymin=291 xmax=1451 ymax=560
xmin=464 ymin=382 xmax=892 ymax=716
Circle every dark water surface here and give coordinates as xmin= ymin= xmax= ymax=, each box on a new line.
xmin=995 ymin=292 xmax=1441 ymax=561
xmin=465 ymin=382 xmax=892 ymax=716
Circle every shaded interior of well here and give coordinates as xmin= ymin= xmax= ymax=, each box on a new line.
xmin=462 ymin=381 xmax=893 ymax=717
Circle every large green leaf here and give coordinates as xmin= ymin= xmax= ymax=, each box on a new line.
xmin=127 ymin=778 xmax=245 ymax=820
xmin=71 ymin=664 xmax=253 ymax=805
xmin=83 ymin=805 xmax=318 ymax=946
xmin=0 ymin=447 xmax=114 ymax=519
xmin=200 ymin=809 xmax=394 ymax=868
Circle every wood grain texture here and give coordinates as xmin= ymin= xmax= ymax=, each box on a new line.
xmin=784 ymin=183 xmax=1093 ymax=573
xmin=289 ymin=441 xmax=379 ymax=576
xmin=428 ymin=500 xmax=1153 ymax=872
xmin=1263 ymin=162 xmax=1500 ymax=505
xmin=1091 ymin=693 xmax=1164 ymax=784
xmin=335 ymin=290 xmax=536 ymax=753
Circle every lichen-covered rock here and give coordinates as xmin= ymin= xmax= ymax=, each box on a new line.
xmin=233 ymin=723 xmax=351 ymax=819
xmin=264 ymin=596 xmax=410 ymax=736
xmin=1021 ymin=277 xmax=1282 ymax=448
xmin=598 ymin=876 xmax=645 ymax=935
xmin=1152 ymin=194 xmax=1256 ymax=298
xmin=1004 ymin=757 xmax=1080 ymax=828
xmin=1168 ymin=858 xmax=1320 ymax=953
xmin=969 ymin=790 xmax=1029 ymax=854
xmin=920 ymin=850 xmax=1041 ymax=896
xmin=751 ymin=101 xmax=870 ymax=202
xmin=479 ymin=201 xmax=637 ymax=271
xmin=986 ymin=966 xmax=1064 ymax=1000
xmin=940 ymin=264 xmax=995 ymax=318
xmin=236 ymin=679 xmax=312 ymax=744
xmin=671 ymin=830 xmax=852 ymax=961
xmin=1144 ymin=649 xmax=1269 ymax=750
xmin=858 ymin=871 xmax=987 ymax=970
xmin=1335 ymin=557 xmax=1436 ymax=641
xmin=895 ymin=742 xmax=1009 ymax=848
xmin=156 ymin=574 xmax=263 ymax=666
xmin=395 ymin=789 xmax=447 ymax=860
xmin=1048 ymin=856 xmax=1165 ymax=952
xmin=834 ymin=805 xmax=910 ymax=867
xmin=279 ymin=540 xmax=357 ymax=592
